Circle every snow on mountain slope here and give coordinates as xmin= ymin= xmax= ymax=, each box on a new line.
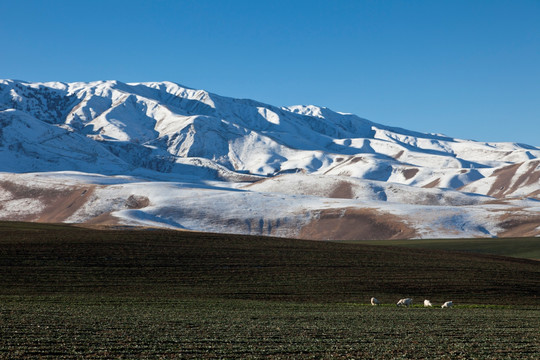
xmin=3 ymin=79 xmax=539 ymax=183
xmin=1 ymin=79 xmax=540 ymax=238
xmin=245 ymin=173 xmax=487 ymax=206
xmin=1 ymin=171 xmax=528 ymax=239
xmin=460 ymin=159 xmax=540 ymax=199
xmin=0 ymin=109 xmax=130 ymax=173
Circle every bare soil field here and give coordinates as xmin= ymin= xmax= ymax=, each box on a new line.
xmin=0 ymin=221 xmax=538 ymax=358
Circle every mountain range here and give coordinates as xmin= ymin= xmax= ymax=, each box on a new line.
xmin=1 ymin=79 xmax=540 ymax=239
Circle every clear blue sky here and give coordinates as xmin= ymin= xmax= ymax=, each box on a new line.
xmin=1 ymin=0 xmax=539 ymax=145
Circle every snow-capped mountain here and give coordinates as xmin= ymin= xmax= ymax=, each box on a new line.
xmin=1 ymin=79 xmax=540 ymax=239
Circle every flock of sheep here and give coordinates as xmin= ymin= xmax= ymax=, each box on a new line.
xmin=371 ymin=297 xmax=453 ymax=308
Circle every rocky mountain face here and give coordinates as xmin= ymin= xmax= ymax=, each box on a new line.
xmin=1 ymin=79 xmax=539 ymax=239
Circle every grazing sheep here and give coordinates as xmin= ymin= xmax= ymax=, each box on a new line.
xmin=371 ymin=297 xmax=380 ymax=306
xmin=441 ymin=301 xmax=453 ymax=308
xmin=396 ymin=298 xmax=413 ymax=307
xmin=424 ymin=299 xmax=432 ymax=307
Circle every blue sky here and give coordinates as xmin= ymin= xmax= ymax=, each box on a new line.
xmin=1 ymin=0 xmax=539 ymax=145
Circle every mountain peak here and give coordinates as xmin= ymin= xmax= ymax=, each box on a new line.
xmin=1 ymin=79 xmax=539 ymax=182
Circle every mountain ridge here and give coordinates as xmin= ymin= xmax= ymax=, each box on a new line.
xmin=1 ymin=79 xmax=540 ymax=239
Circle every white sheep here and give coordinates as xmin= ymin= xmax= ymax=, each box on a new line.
xmin=441 ymin=301 xmax=453 ymax=308
xmin=424 ymin=299 xmax=432 ymax=307
xmin=371 ymin=297 xmax=380 ymax=306
xmin=396 ymin=298 xmax=413 ymax=307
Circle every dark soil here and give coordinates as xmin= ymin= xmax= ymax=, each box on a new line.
xmin=0 ymin=221 xmax=538 ymax=305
